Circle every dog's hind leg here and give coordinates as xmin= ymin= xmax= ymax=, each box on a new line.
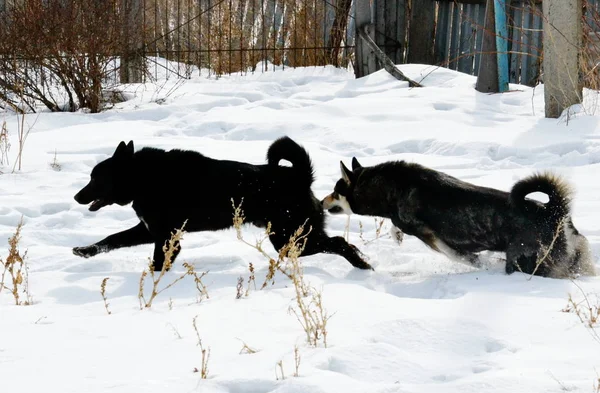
xmin=73 ymin=221 xmax=153 ymax=258
xmin=416 ymin=230 xmax=480 ymax=267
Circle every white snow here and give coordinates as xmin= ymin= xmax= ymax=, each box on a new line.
xmin=1 ymin=63 xmax=600 ymax=393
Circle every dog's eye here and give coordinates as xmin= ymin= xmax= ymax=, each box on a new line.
xmin=334 ymin=180 xmax=347 ymax=195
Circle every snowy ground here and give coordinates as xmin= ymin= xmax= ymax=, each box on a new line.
xmin=1 ymin=63 xmax=600 ymax=393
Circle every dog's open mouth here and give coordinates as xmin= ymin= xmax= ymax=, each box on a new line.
xmin=89 ymin=199 xmax=109 ymax=212
xmin=327 ymin=206 xmax=343 ymax=214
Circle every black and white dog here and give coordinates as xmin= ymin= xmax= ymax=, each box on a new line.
xmin=72 ymin=137 xmax=373 ymax=271
xmin=321 ymin=157 xmax=595 ymax=278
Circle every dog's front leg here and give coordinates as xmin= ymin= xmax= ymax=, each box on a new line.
xmin=73 ymin=221 xmax=153 ymax=258
xmin=304 ymin=235 xmax=374 ymax=270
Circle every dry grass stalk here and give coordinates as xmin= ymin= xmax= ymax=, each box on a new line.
xmin=237 ymin=338 xmax=259 ymax=355
xmin=138 ymin=221 xmax=209 ymax=309
xmin=276 ymin=359 xmax=285 ymax=380
xmin=293 ymin=344 xmax=301 ymax=377
xmin=562 ymin=282 xmax=600 ymax=345
xmin=137 ymin=269 xmax=148 ymax=310
xmin=528 ymin=217 xmax=567 ymax=280
xmin=358 ymin=217 xmax=387 ymax=245
xmin=245 ymin=262 xmax=256 ymax=297
xmin=167 ymin=322 xmax=182 ymax=339
xmin=343 ymin=215 xmax=350 ymax=242
xmin=0 ymin=217 xmax=32 ymax=305
xmin=236 ymin=276 xmax=244 ymax=300
xmin=140 ymin=221 xmax=185 ymax=308
xmin=0 ymin=120 xmax=10 ymax=168
xmin=192 ymin=315 xmax=210 ymax=379
xmin=34 ymin=316 xmax=47 ymax=324
xmin=49 ymin=149 xmax=61 ymax=171
xmin=289 ymin=284 xmax=331 ymax=348
xmin=231 ymin=198 xmax=294 ymax=288
xmin=183 ymin=262 xmax=209 ymax=303
xmin=100 ymin=277 xmax=111 ymax=315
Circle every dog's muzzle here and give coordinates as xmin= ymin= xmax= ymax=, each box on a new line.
xmin=321 ymin=193 xmax=352 ymax=215
xmin=321 ymin=194 xmax=335 ymax=209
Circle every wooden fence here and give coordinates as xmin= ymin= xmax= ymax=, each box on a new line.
xmin=362 ymin=0 xmax=600 ymax=87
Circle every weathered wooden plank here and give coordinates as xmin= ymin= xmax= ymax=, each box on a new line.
xmin=384 ymin=0 xmax=397 ymax=62
xmin=508 ymin=6 xmax=522 ymax=83
xmin=473 ymin=3 xmax=486 ymax=75
xmin=448 ymin=2 xmax=462 ymax=69
xmin=519 ymin=5 xmax=533 ymax=85
xmin=397 ymin=0 xmax=407 ymax=63
xmin=376 ymin=0 xmax=386 ymax=60
xmin=408 ymin=0 xmax=436 ymax=64
xmin=435 ymin=0 xmax=451 ymax=65
xmin=527 ymin=5 xmax=542 ymax=85
xmin=458 ymin=4 xmax=474 ymax=72
xmin=354 ymin=0 xmax=376 ymax=77
xmin=466 ymin=4 xmax=478 ymax=74
xmin=438 ymin=0 xmax=486 ymax=3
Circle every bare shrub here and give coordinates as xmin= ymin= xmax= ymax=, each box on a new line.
xmin=138 ymin=221 xmax=209 ymax=309
xmin=562 ymin=282 xmax=600 ymax=345
xmin=232 ymin=199 xmax=331 ymax=347
xmin=0 ymin=0 xmax=146 ymax=113
xmin=0 ymin=217 xmax=32 ymax=305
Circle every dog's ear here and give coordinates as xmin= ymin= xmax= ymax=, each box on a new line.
xmin=114 ymin=141 xmax=128 ymax=156
xmin=351 ymin=157 xmax=363 ymax=171
xmin=340 ymin=161 xmax=354 ymax=185
xmin=114 ymin=141 xmax=134 ymax=159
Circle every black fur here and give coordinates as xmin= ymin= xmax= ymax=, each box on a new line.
xmin=321 ymin=158 xmax=594 ymax=278
xmin=73 ymin=137 xmax=373 ymax=271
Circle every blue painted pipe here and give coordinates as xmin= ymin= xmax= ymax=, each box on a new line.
xmin=493 ymin=0 xmax=509 ymax=92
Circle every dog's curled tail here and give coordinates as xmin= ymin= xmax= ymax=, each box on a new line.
xmin=509 ymin=172 xmax=573 ymax=220
xmin=267 ymin=136 xmax=315 ymax=186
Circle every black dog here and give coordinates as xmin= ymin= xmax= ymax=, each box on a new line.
xmin=321 ymin=157 xmax=595 ymax=278
xmin=73 ymin=138 xmax=372 ymax=271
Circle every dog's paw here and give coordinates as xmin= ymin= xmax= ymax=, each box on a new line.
xmin=348 ymin=244 xmax=374 ymax=270
xmin=390 ymin=226 xmax=404 ymax=245
xmin=72 ymin=245 xmax=98 ymax=258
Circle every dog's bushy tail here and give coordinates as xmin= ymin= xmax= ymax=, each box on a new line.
xmin=509 ymin=172 xmax=573 ymax=221
xmin=267 ymin=136 xmax=315 ymax=186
